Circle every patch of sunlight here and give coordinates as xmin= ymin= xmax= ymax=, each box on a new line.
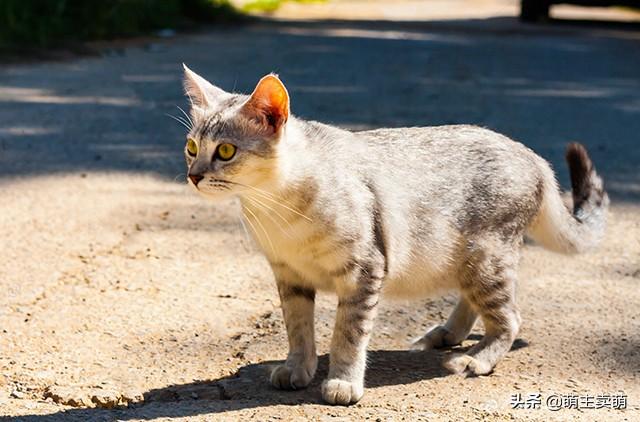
xmin=0 ymin=87 xmax=140 ymax=106
xmin=0 ymin=126 xmax=60 ymax=136
xmin=289 ymin=85 xmax=365 ymax=94
xmin=615 ymin=99 xmax=640 ymax=113
xmin=90 ymin=143 xmax=174 ymax=159
xmin=608 ymin=181 xmax=640 ymax=195
xmin=506 ymin=88 xmax=615 ymax=99
xmin=239 ymin=0 xmax=324 ymax=14
xmin=122 ymin=74 xmax=178 ymax=83
xmin=277 ymin=27 xmax=472 ymax=45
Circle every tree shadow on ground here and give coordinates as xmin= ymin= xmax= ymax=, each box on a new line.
xmin=1 ymin=13 xmax=638 ymax=421
xmin=8 ymin=340 xmax=529 ymax=421
xmin=0 ymin=16 xmax=639 ymax=200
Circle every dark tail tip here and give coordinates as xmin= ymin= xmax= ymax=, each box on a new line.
xmin=565 ymin=142 xmax=604 ymax=213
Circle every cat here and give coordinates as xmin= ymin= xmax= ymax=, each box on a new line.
xmin=180 ymin=64 xmax=608 ymax=405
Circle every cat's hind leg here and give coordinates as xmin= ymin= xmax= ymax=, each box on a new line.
xmin=411 ymin=297 xmax=477 ymax=350
xmin=270 ymin=265 xmax=318 ymax=390
xmin=444 ymin=239 xmax=521 ymax=376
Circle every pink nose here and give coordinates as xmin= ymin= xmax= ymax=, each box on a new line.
xmin=189 ymin=174 xmax=204 ymax=186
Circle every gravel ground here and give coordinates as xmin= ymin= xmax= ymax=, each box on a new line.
xmin=1 ymin=1 xmax=639 ymax=420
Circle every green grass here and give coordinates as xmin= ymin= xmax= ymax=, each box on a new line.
xmin=242 ymin=0 xmax=325 ymax=14
xmin=0 ymin=0 xmax=240 ymax=48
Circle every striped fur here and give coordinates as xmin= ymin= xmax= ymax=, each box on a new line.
xmin=182 ymin=68 xmax=608 ymax=405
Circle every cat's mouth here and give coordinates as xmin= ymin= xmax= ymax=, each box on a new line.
xmin=195 ymin=178 xmax=232 ymax=192
xmin=210 ymin=177 xmax=234 ymax=186
xmin=188 ymin=176 xmax=236 ymax=200
xmin=190 ymin=177 xmax=262 ymax=199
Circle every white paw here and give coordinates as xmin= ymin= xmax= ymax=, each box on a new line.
xmin=411 ymin=325 xmax=449 ymax=351
xmin=270 ymin=363 xmax=315 ymax=390
xmin=321 ymin=378 xmax=364 ymax=405
xmin=443 ymin=353 xmax=493 ymax=376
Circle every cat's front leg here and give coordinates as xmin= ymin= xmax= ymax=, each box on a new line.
xmin=270 ymin=264 xmax=317 ymax=390
xmin=323 ymin=261 xmax=384 ymax=405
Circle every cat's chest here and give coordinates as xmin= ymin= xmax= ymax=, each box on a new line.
xmin=245 ymin=212 xmax=346 ymax=287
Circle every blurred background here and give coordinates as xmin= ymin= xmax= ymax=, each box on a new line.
xmin=1 ymin=1 xmax=639 ymax=420
xmin=1 ymin=0 xmax=639 ymax=197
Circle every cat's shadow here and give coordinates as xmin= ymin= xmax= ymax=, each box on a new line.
xmin=145 ymin=348 xmax=452 ymax=405
xmin=8 ymin=342 xmax=529 ymax=421
xmin=144 ymin=338 xmax=528 ymax=406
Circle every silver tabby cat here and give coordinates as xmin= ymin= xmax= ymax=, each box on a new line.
xmin=181 ymin=65 xmax=607 ymax=405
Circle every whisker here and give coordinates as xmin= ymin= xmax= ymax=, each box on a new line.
xmin=220 ymin=180 xmax=311 ymax=222
xmin=244 ymin=195 xmax=294 ymax=240
xmin=241 ymin=208 xmax=261 ymax=246
xmin=173 ymin=173 xmax=186 ymax=183
xmin=243 ymin=208 xmax=269 ymax=254
xmin=166 ymin=113 xmax=191 ymax=130
xmin=168 ymin=111 xmax=191 ymax=127
xmin=205 ymin=178 xmax=313 ymax=222
xmin=237 ymin=213 xmax=252 ymax=252
xmin=207 ymin=181 xmax=231 ymax=190
xmin=243 ymin=204 xmax=276 ymax=256
xmin=238 ymin=182 xmax=303 ymax=212
xmin=175 ymin=114 xmax=193 ymax=129
xmin=176 ymin=105 xmax=194 ymax=128
xmin=245 ymin=189 xmax=312 ymax=222
xmin=245 ymin=194 xmax=294 ymax=228
xmin=211 ymin=179 xmax=294 ymax=207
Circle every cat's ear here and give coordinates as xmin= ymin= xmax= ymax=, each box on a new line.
xmin=241 ymin=74 xmax=289 ymax=134
xmin=182 ymin=64 xmax=227 ymax=109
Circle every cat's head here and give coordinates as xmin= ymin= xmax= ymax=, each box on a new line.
xmin=181 ymin=64 xmax=289 ymax=199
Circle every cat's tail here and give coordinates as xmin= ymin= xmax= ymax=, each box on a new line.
xmin=527 ymin=143 xmax=609 ymax=254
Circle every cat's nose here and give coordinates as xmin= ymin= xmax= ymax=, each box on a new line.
xmin=188 ymin=174 xmax=204 ymax=186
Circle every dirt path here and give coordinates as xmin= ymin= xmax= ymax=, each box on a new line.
xmin=1 ymin=1 xmax=640 ymax=420
xmin=1 ymin=175 xmax=639 ymax=421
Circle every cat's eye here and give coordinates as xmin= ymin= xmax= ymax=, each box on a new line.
xmin=186 ymin=138 xmax=198 ymax=157
xmin=216 ymin=143 xmax=236 ymax=161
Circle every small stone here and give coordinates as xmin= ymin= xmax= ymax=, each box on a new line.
xmin=121 ymin=389 xmax=144 ymax=405
xmin=43 ymin=386 xmax=91 ymax=408
xmin=91 ymin=390 xmax=120 ymax=409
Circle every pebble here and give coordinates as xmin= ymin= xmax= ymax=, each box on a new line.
xmin=43 ymin=385 xmax=143 ymax=409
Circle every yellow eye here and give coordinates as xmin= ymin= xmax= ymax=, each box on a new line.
xmin=186 ymin=138 xmax=198 ymax=157
xmin=216 ymin=143 xmax=236 ymax=161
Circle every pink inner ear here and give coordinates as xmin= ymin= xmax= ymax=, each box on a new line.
xmin=246 ymin=75 xmax=289 ymax=132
